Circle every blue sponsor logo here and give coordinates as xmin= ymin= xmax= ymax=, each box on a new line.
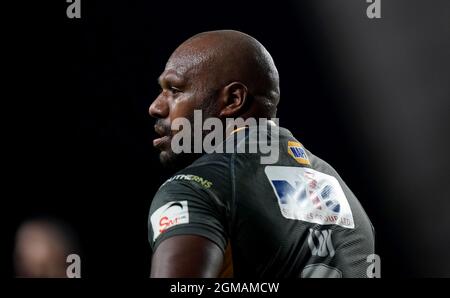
xmin=271 ymin=180 xmax=340 ymax=214
xmin=290 ymin=146 xmax=307 ymax=159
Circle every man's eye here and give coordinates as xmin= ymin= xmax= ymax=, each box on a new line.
xmin=170 ymin=87 xmax=182 ymax=94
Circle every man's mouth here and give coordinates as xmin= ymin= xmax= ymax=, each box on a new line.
xmin=153 ymin=124 xmax=171 ymax=149
xmin=153 ymin=135 xmax=170 ymax=148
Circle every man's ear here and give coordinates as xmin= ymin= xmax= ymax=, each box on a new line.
xmin=219 ymin=82 xmax=248 ymax=118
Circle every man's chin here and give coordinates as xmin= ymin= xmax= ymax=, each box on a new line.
xmin=158 ymin=151 xmax=175 ymax=168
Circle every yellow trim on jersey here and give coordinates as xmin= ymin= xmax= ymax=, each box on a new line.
xmin=287 ymin=141 xmax=310 ymax=165
xmin=230 ymin=126 xmax=248 ymax=135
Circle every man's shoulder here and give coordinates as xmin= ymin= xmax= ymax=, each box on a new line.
xmin=155 ymin=153 xmax=232 ymax=200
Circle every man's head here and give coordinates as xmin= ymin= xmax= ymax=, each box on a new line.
xmin=149 ymin=30 xmax=280 ymax=168
xmin=14 ymin=219 xmax=78 ymax=278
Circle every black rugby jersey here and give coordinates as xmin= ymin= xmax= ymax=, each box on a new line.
xmin=148 ymin=124 xmax=375 ymax=278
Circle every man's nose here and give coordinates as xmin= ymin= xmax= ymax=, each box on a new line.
xmin=149 ymin=95 xmax=169 ymax=119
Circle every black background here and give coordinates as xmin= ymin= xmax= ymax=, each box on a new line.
xmin=5 ymin=0 xmax=450 ymax=277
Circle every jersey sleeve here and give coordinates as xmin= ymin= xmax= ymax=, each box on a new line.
xmin=148 ymin=171 xmax=229 ymax=254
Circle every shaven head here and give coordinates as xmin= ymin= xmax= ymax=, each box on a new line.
xmin=167 ymin=30 xmax=280 ymax=117
xmin=150 ymin=30 xmax=280 ymax=168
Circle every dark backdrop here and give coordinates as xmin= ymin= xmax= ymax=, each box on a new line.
xmin=5 ymin=0 xmax=450 ymax=277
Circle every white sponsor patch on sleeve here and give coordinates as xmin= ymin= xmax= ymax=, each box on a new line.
xmin=150 ymin=200 xmax=189 ymax=241
xmin=265 ymin=166 xmax=354 ymax=229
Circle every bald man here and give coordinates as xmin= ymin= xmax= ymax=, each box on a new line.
xmin=148 ymin=30 xmax=375 ymax=278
